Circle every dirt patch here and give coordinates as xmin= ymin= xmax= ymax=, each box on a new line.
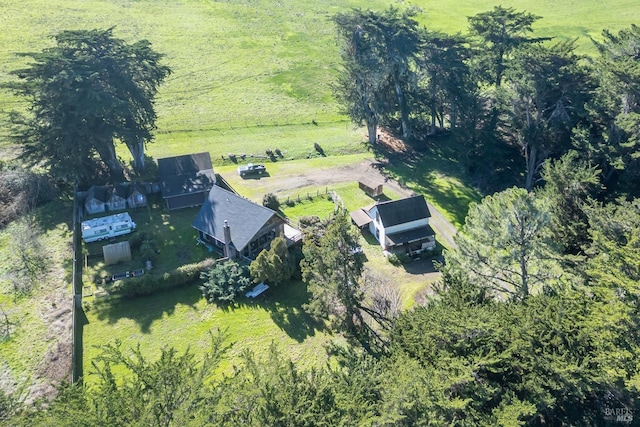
xmin=36 ymin=341 xmax=72 ymax=383
xmin=25 ymin=286 xmax=73 ymax=403
xmin=376 ymin=129 xmax=413 ymax=155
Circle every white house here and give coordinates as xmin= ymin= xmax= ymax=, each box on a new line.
xmin=352 ymin=195 xmax=436 ymax=255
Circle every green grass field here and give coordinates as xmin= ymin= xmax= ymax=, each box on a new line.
xmin=1 ymin=0 xmax=638 ymax=148
xmin=0 ymin=198 xmax=74 ymax=391
xmin=1 ymin=0 xmax=638 ymax=396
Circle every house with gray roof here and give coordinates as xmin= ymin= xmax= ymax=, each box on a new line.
xmin=158 ymin=152 xmax=216 ymax=210
xmin=192 ymin=186 xmax=289 ymax=259
xmin=352 ymin=195 xmax=436 ymax=255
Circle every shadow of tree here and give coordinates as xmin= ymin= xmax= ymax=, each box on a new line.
xmin=367 ymin=130 xmax=483 ymax=227
xmin=90 ymin=285 xmax=202 ymax=334
xmin=235 ymin=280 xmax=326 ymax=343
xmin=265 ymin=299 xmax=325 ymax=343
xmin=402 ymin=255 xmax=444 ymax=275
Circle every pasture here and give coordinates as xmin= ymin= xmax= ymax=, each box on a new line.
xmin=1 ymin=0 xmax=639 ymax=153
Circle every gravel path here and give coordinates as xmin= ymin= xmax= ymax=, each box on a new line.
xmin=234 ymin=157 xmax=458 ymax=249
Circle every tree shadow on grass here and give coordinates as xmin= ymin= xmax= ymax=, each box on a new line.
xmin=369 ymin=131 xmax=482 ymax=226
xmin=90 ymin=285 xmax=202 ymax=334
xmin=401 ymin=255 xmax=444 ymax=275
xmin=240 ymin=280 xmax=326 ymax=343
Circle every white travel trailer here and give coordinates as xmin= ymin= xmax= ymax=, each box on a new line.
xmin=81 ymin=212 xmax=137 ymax=243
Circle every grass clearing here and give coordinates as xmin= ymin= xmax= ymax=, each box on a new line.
xmin=0 ymin=197 xmax=74 ymax=393
xmin=82 ymin=200 xmax=210 ymax=287
xmin=378 ymin=137 xmax=484 ymax=227
xmin=82 ymin=278 xmax=331 ymax=383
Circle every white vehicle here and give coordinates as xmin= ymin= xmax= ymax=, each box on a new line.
xmin=81 ymin=212 xmax=137 ymax=243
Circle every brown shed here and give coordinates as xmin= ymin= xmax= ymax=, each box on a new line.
xmin=358 ymin=176 xmax=383 ymax=197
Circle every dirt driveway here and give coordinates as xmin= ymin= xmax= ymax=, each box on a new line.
xmin=232 ymin=156 xmax=458 ymax=250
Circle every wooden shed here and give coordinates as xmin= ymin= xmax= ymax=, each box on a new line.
xmin=358 ymin=176 xmax=384 ymax=197
xmin=103 ymin=241 xmax=132 ymax=266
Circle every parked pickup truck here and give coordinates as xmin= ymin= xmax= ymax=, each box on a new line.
xmin=237 ymin=163 xmax=266 ymax=177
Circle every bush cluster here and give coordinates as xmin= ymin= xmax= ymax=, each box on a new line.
xmin=128 ymin=231 xmax=149 ymax=251
xmin=110 ymin=258 xmax=216 ymax=298
xmin=199 ymin=259 xmax=251 ymax=304
xmin=262 ymin=193 xmax=280 ymax=211
xmin=0 ymin=164 xmax=58 ymax=228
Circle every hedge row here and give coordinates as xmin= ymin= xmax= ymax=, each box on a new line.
xmin=109 ymin=258 xmax=217 ymax=298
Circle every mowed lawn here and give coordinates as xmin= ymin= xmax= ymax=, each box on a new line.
xmin=82 ymin=279 xmax=332 ymax=383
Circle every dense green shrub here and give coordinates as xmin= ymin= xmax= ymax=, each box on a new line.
xmin=387 ymin=252 xmax=411 ymax=266
xmin=110 ymin=258 xmax=216 ymax=297
xmin=200 ymin=259 xmax=251 ymax=304
xmin=249 ymin=237 xmax=295 ymax=286
xmin=0 ymin=164 xmax=58 ymax=228
xmin=128 ymin=231 xmax=150 ymax=251
xmin=262 ymin=193 xmax=280 ymax=211
xmin=140 ymin=240 xmax=157 ymax=262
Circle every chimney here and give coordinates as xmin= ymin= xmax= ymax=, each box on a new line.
xmin=223 ymin=220 xmax=232 ymax=258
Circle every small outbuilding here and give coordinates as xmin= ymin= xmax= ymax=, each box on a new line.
xmin=358 ymin=176 xmax=384 ymax=198
xmin=103 ymin=241 xmax=132 ymax=266
xmin=84 ymin=185 xmax=107 ymax=215
xmin=127 ymin=182 xmax=147 ymax=209
xmin=106 ymin=184 xmax=128 ymax=211
xmin=350 ymin=207 xmax=373 ymax=229
xmin=158 ymin=152 xmax=216 ymax=210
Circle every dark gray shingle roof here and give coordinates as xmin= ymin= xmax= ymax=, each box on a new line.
xmin=86 ymin=185 xmax=107 ymax=202
xmin=158 ymin=152 xmax=213 ymax=176
xmin=192 ymin=186 xmax=281 ymax=252
xmin=371 ymin=195 xmax=431 ymax=227
xmin=385 ymin=225 xmax=435 ymax=246
xmin=158 ymin=152 xmax=215 ymax=198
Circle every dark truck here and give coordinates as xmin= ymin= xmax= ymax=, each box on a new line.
xmin=237 ymin=163 xmax=266 ymax=177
